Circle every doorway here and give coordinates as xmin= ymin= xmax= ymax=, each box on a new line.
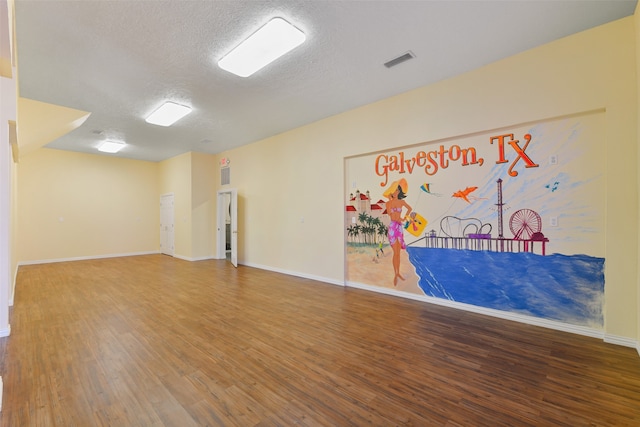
xmin=216 ymin=189 xmax=237 ymax=267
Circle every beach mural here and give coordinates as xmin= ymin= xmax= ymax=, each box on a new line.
xmin=345 ymin=112 xmax=606 ymax=329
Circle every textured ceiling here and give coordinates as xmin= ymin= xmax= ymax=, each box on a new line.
xmin=14 ymin=0 xmax=638 ymax=162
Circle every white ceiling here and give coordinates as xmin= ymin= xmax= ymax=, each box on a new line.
xmin=14 ymin=0 xmax=638 ymax=162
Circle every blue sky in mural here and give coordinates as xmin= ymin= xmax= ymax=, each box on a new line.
xmin=449 ymin=116 xmax=604 ymax=257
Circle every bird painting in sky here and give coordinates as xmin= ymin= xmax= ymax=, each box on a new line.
xmin=452 ymin=186 xmax=484 ymax=203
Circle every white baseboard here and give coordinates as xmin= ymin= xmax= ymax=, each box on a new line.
xmin=346 ymin=280 xmax=640 ymax=349
xmin=174 ymin=254 xmax=217 ymax=262
xmin=241 ymin=262 xmax=345 ymax=287
xmin=17 ymin=251 xmax=161 ymax=266
xmin=604 ymin=333 xmax=639 ymax=349
xmin=346 ymin=280 xmax=607 ymax=340
xmin=0 ymin=325 xmax=10 ymax=338
xmin=10 ymin=267 xmax=18 ymax=306
xmin=239 ymin=265 xmax=637 ymax=349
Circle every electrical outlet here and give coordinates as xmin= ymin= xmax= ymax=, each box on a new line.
xmin=549 ymin=216 xmax=558 ymax=227
xmin=549 ymin=155 xmax=558 ymax=165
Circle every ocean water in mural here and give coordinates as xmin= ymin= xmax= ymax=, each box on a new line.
xmin=407 ymin=247 xmax=604 ymax=328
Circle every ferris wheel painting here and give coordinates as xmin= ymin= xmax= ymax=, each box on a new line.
xmin=510 ymin=209 xmax=542 ymax=240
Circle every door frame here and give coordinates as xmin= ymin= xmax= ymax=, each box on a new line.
xmin=216 ymin=189 xmax=238 ymax=267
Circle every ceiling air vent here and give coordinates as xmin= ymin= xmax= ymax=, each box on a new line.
xmin=384 ymin=51 xmax=415 ymax=68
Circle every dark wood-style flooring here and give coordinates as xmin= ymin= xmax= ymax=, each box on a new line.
xmin=0 ymin=255 xmax=639 ymax=426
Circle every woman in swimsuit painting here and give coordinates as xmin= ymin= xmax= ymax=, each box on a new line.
xmin=383 ymin=178 xmax=412 ymax=286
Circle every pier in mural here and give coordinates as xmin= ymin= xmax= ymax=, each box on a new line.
xmin=345 ymin=112 xmax=605 ymax=329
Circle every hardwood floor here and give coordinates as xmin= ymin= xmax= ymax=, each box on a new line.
xmin=0 ymin=254 xmax=639 ymax=426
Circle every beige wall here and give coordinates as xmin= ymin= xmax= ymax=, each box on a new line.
xmin=15 ymin=149 xmax=218 ymax=270
xmin=190 ymin=152 xmax=217 ymax=260
xmin=635 ymin=3 xmax=640 ymax=349
xmin=16 ymin=149 xmax=160 ymax=263
xmin=159 ymin=152 xmax=192 ymax=259
xmin=0 ymin=74 xmax=13 ymax=333
xmin=10 ymin=14 xmax=639 ymax=345
xmin=10 ymin=160 xmax=17 ymax=304
xmin=220 ymin=17 xmax=638 ymax=341
xmin=1 ymin=0 xmax=16 ymax=332
xmin=158 ymin=151 xmax=218 ymax=261
xmin=226 ymin=131 xmax=343 ymax=278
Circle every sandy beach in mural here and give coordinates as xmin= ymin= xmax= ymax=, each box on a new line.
xmin=346 ymin=245 xmax=422 ymax=295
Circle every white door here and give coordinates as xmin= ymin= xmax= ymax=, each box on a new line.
xmin=160 ymin=194 xmax=174 ymax=256
xmin=217 ymin=189 xmax=238 ymax=267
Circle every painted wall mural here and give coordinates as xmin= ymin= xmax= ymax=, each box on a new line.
xmin=345 ymin=112 xmax=605 ymax=329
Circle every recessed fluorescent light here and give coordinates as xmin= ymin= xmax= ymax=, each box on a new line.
xmin=145 ymin=102 xmax=192 ymax=126
xmin=218 ymin=17 xmax=306 ymax=77
xmin=98 ymin=140 xmax=126 ymax=153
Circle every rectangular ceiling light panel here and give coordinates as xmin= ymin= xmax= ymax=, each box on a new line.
xmin=218 ymin=17 xmax=306 ymax=77
xmin=146 ymin=102 xmax=192 ymax=126
xmin=98 ymin=140 xmax=126 ymax=153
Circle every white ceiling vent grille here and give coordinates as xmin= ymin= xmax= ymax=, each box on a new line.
xmin=384 ymin=51 xmax=415 ymax=68
xmin=221 ymin=167 xmax=231 ymax=186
